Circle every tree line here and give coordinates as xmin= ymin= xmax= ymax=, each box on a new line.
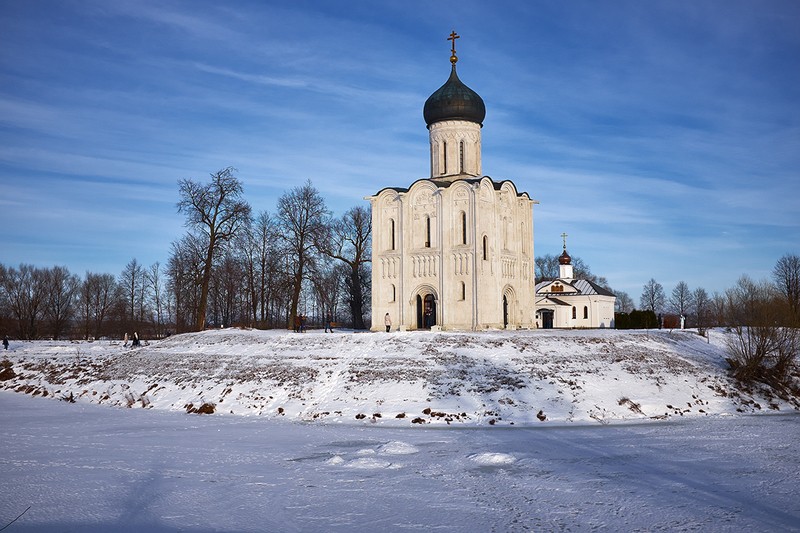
xmin=0 ymin=168 xmax=371 ymax=340
xmin=632 ymin=253 xmax=799 ymax=332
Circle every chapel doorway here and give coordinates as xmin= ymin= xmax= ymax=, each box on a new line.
xmin=541 ymin=310 xmax=554 ymax=329
xmin=416 ymin=294 xmax=437 ymax=329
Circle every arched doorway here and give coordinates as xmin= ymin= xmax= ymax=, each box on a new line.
xmin=541 ymin=309 xmax=554 ymax=329
xmin=416 ymin=293 xmax=437 ymax=329
xmin=502 ymin=286 xmax=516 ymax=329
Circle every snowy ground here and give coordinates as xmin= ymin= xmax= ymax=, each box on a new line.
xmin=1 ymin=328 xmax=797 ymax=426
xmin=1 ymin=391 xmax=799 ymax=532
xmin=2 ymin=329 xmax=799 ymax=531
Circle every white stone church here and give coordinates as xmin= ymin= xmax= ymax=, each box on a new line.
xmin=367 ymin=34 xmax=537 ymax=331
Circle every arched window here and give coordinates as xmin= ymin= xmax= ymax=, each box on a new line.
xmin=482 ymin=235 xmax=488 ymax=260
xmin=391 ymin=284 xmax=396 ymax=302
xmin=572 ymin=306 xmax=577 ymax=319
xmin=389 ymin=219 xmax=395 ymax=251
xmin=459 ymin=141 xmax=464 ymax=173
xmin=425 ymin=216 xmax=431 ymax=248
xmin=461 ymin=211 xmax=467 ymax=245
xmin=442 ymin=141 xmax=447 ymax=174
xmin=460 ymin=281 xmax=466 ymax=301
xmin=583 ymin=306 xmax=588 ymax=319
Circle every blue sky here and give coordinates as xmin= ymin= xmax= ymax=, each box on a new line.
xmin=1 ymin=0 xmax=798 ymax=299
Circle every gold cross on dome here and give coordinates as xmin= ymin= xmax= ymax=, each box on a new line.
xmin=448 ymin=30 xmax=460 ymax=54
xmin=561 ymin=232 xmax=568 ymax=250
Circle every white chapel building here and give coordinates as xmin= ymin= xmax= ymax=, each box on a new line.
xmin=367 ymin=34 xmax=537 ymax=331
xmin=534 ymin=242 xmax=616 ymax=329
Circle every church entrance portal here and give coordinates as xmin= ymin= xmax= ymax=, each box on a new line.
xmin=416 ymin=294 xmax=437 ymax=329
xmin=541 ymin=310 xmax=554 ymax=329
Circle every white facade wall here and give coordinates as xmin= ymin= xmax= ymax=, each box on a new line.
xmin=368 ymin=176 xmax=536 ymax=331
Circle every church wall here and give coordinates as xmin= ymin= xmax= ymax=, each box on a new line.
xmin=369 ymin=176 xmax=535 ymax=331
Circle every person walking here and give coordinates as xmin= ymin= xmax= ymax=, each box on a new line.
xmin=123 ymin=332 xmax=129 ymax=347
xmin=384 ymin=313 xmax=392 ymax=333
xmin=2 ymin=335 xmax=8 ymax=350
xmin=325 ymin=313 xmax=334 ymax=333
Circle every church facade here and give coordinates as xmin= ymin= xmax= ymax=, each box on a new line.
xmin=534 ymin=244 xmax=616 ymax=329
xmin=367 ymin=34 xmax=537 ymax=331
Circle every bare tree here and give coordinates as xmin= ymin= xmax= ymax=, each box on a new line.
xmin=2 ymin=264 xmax=47 ymax=339
xmin=146 ymin=262 xmax=166 ymax=337
xmin=276 ymin=180 xmax=329 ymax=329
xmin=535 ymin=255 xmax=560 ymax=281
xmin=640 ymin=278 xmax=665 ymax=315
xmin=238 ymin=212 xmax=282 ymax=327
xmin=166 ymin=233 xmax=207 ymax=333
xmin=692 ymin=287 xmax=711 ymax=329
xmin=773 ymin=253 xmax=800 ymax=324
xmin=710 ymin=291 xmax=726 ymax=327
xmin=120 ymin=258 xmax=144 ymax=329
xmin=79 ymin=272 xmax=120 ymax=339
xmin=669 ymin=281 xmax=694 ymax=321
xmin=319 ymin=206 xmax=372 ymax=329
xmin=43 ymin=266 xmax=80 ymax=339
xmin=615 ymin=291 xmax=634 ymax=314
xmin=208 ymin=250 xmax=245 ymax=327
xmin=177 ymin=167 xmax=252 ymax=331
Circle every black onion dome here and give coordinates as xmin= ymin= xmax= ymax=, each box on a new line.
xmin=423 ymin=64 xmax=486 ymax=127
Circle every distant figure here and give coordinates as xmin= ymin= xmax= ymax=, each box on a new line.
xmin=294 ymin=315 xmax=300 ymax=333
xmin=2 ymin=335 xmax=8 ymax=350
xmin=300 ymin=315 xmax=307 ymax=333
xmin=132 ymin=332 xmax=140 ymax=347
xmin=123 ymin=333 xmax=129 ymax=347
xmin=325 ymin=313 xmax=334 ymax=333
xmin=384 ymin=313 xmax=392 ymax=333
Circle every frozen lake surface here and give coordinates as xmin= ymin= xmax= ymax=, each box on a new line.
xmin=1 ymin=392 xmax=799 ymax=532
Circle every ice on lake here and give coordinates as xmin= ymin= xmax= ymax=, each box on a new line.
xmin=1 ymin=391 xmax=798 ymax=532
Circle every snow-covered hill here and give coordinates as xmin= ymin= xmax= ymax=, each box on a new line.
xmin=1 ymin=328 xmax=796 ymax=425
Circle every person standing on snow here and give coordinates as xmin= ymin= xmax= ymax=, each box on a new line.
xmin=384 ymin=313 xmax=392 ymax=333
xmin=325 ymin=313 xmax=334 ymax=333
xmin=2 ymin=335 xmax=8 ymax=350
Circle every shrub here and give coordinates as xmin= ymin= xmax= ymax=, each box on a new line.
xmin=724 ymin=276 xmax=799 ymax=388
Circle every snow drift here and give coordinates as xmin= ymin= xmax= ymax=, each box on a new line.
xmin=1 ymin=328 xmax=796 ymax=425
